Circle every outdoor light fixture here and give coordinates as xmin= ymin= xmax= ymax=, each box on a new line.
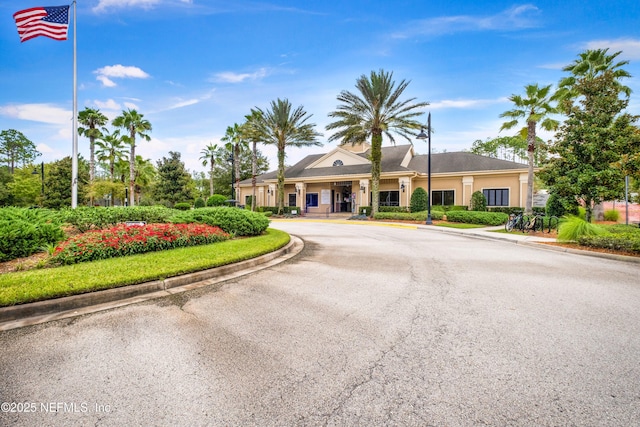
xmin=400 ymin=183 xmax=405 ymax=193
xmin=297 ymin=187 xmax=300 ymax=195
xmin=360 ymin=185 xmax=366 ymax=192
xmin=416 ymin=112 xmax=432 ymax=225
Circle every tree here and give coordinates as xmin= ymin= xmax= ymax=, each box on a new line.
xmin=77 ymin=108 xmax=108 ymax=186
xmin=555 ymin=48 xmax=632 ymax=109
xmin=539 ymin=72 xmax=632 ymax=222
xmin=199 ymin=143 xmax=219 ymax=197
xmin=252 ymin=99 xmax=322 ymax=214
xmin=326 ymin=69 xmax=427 ymax=215
xmin=43 ymin=156 xmax=89 ymax=209
xmin=410 ymin=187 xmax=428 ymax=213
xmin=0 ymin=166 xmax=13 ymax=206
xmin=95 ymin=129 xmax=128 ymax=181
xmin=500 ymin=84 xmax=559 ymax=214
xmin=0 ymin=129 xmax=40 ymax=174
xmin=221 ymin=123 xmax=248 ymax=204
xmin=112 ymin=109 xmax=152 ymax=206
xmin=153 ymin=151 xmax=194 ymax=207
xmin=134 ymin=155 xmax=157 ymax=204
xmin=242 ymin=110 xmax=265 ymax=211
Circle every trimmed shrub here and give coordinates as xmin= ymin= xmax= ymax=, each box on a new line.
xmin=206 ymin=194 xmax=229 ymax=207
xmin=171 ymin=207 xmax=270 ymax=236
xmin=59 ymin=206 xmax=176 ymax=232
xmin=578 ymin=233 xmax=640 ymax=254
xmin=604 ymin=209 xmax=620 ymax=222
xmin=410 ymin=187 xmax=429 ymax=213
xmin=194 ymin=197 xmax=206 ymax=209
xmin=445 ymin=210 xmax=509 ymax=226
xmin=470 ymin=191 xmax=487 ymax=211
xmin=379 ymin=206 xmax=409 ymax=213
xmin=259 ymin=206 xmax=301 ymax=215
xmin=359 ymin=206 xmax=372 ymax=216
xmin=0 ymin=207 xmax=65 ymax=262
xmin=174 ymin=202 xmax=192 ymax=211
xmin=557 ymin=216 xmax=607 ymax=242
xmin=374 ymin=210 xmax=444 ymax=221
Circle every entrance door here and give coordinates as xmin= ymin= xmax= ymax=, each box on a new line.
xmin=288 ymin=193 xmax=297 ymax=207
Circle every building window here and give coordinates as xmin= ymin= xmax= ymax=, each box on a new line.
xmin=379 ymin=191 xmax=400 ymax=206
xmin=306 ymin=193 xmax=319 ymax=207
xmin=288 ymin=193 xmax=297 ymax=207
xmin=432 ymin=190 xmax=454 ymax=206
xmin=332 ymin=159 xmax=343 ymax=166
xmin=483 ymin=189 xmax=509 ymax=206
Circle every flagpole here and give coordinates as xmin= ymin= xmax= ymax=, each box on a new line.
xmin=71 ymin=0 xmax=78 ymax=208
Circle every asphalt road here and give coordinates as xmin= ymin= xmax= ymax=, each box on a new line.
xmin=1 ymin=221 xmax=639 ymax=426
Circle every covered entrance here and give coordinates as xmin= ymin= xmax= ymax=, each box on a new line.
xmin=333 ymin=181 xmax=353 ymax=213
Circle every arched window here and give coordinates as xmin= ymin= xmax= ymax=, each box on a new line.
xmin=332 ymin=159 xmax=344 ymax=166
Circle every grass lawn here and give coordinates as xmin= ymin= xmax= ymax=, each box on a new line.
xmin=0 ymin=228 xmax=290 ymax=307
xmin=433 ymin=222 xmax=487 ymax=229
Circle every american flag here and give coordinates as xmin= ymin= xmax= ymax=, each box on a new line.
xmin=13 ymin=6 xmax=70 ymax=43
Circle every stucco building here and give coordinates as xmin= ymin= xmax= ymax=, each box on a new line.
xmin=238 ymin=142 xmax=530 ymax=214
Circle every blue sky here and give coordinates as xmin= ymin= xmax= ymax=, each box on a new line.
xmin=2 ymin=0 xmax=640 ymax=174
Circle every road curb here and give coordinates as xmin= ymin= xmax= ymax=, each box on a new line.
xmin=0 ymin=236 xmax=304 ymax=331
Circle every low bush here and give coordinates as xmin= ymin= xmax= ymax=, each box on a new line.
xmin=258 ymin=206 xmax=301 ymax=215
xmin=445 ymin=210 xmax=508 ymax=226
xmin=557 ymin=216 xmax=607 ymax=242
xmin=577 ymin=233 xmax=640 ymax=254
xmin=59 ymin=206 xmax=176 ymax=232
xmin=603 ymin=209 xmax=620 ymax=222
xmin=374 ymin=210 xmax=444 ymax=221
xmin=174 ymin=202 xmax=192 ymax=211
xmin=51 ymin=223 xmax=230 ymax=265
xmin=0 ymin=207 xmax=65 ymax=262
xmin=410 ymin=187 xmax=428 ymax=212
xmin=470 ymin=191 xmax=487 ymax=211
xmin=379 ymin=206 xmax=410 ymax=213
xmin=171 ymin=207 xmax=270 ymax=236
xmin=206 ymin=194 xmax=229 ymax=207
xmin=194 ymin=197 xmax=206 ymax=208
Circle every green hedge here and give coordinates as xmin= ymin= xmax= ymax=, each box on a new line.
xmin=445 ymin=210 xmax=509 ymax=226
xmin=257 ymin=206 xmax=302 ymax=215
xmin=578 ymin=233 xmax=640 ymax=254
xmin=0 ymin=207 xmax=65 ymax=261
xmin=171 ymin=207 xmax=270 ymax=236
xmin=59 ymin=206 xmax=176 ymax=232
xmin=374 ymin=210 xmax=444 ymax=221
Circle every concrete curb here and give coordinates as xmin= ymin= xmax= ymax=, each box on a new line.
xmin=0 ymin=236 xmax=304 ymax=331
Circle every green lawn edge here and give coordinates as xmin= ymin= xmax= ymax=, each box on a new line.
xmin=0 ymin=228 xmax=290 ymax=307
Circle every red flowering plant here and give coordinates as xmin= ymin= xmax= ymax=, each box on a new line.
xmin=51 ymin=223 xmax=230 ymax=265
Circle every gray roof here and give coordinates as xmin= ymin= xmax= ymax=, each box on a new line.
xmin=242 ymin=145 xmax=527 ymax=184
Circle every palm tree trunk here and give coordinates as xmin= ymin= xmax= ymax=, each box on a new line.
xmin=277 ymin=143 xmax=285 ymax=215
xmin=251 ymin=140 xmax=257 ymax=211
xmin=370 ymin=133 xmax=383 ymax=215
xmin=129 ymin=135 xmax=136 ymax=207
xmin=526 ymin=120 xmax=536 ymax=214
xmin=234 ymin=144 xmax=241 ymax=206
xmin=209 ymin=164 xmax=214 ymax=197
xmin=89 ymin=136 xmax=95 ymax=206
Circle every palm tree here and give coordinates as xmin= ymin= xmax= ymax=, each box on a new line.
xmin=555 ymin=48 xmax=632 ymax=109
xmin=500 ymin=84 xmax=559 ymax=214
xmin=242 ymin=110 xmax=264 ymax=211
xmin=326 ymin=69 xmax=428 ymax=216
xmin=112 ymin=109 xmax=152 ymax=207
xmin=252 ymin=98 xmax=322 ymax=214
xmin=221 ymin=123 xmax=248 ymax=204
xmin=133 ymin=155 xmax=156 ymax=205
xmin=95 ymin=129 xmax=127 ymax=181
xmin=199 ymin=143 xmax=219 ymax=197
xmin=78 ymin=107 xmax=108 ymax=204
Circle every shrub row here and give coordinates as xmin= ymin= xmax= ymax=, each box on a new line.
xmin=577 ymin=233 xmax=640 ymax=254
xmin=373 ymin=210 xmax=445 ymax=221
xmin=445 ymin=210 xmax=509 ymax=226
xmin=51 ymin=223 xmax=230 ymax=265
xmin=0 ymin=207 xmax=65 ymax=262
xmin=256 ymin=206 xmax=302 ymax=215
xmin=171 ymin=207 xmax=270 ymax=236
xmin=60 ymin=206 xmax=176 ymax=232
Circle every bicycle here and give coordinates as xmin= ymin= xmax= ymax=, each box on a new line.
xmin=505 ymin=211 xmax=525 ymax=232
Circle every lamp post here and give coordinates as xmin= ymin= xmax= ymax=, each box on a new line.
xmin=416 ymin=113 xmax=432 ymax=225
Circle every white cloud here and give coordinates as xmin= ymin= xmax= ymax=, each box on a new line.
xmin=212 ymin=68 xmax=268 ymax=83
xmin=392 ymin=4 xmax=540 ymax=39
xmin=93 ymin=0 xmax=161 ymax=13
xmin=584 ymin=38 xmax=640 ymax=60
xmin=94 ymin=99 xmax=121 ymax=110
xmin=167 ymin=99 xmax=200 ymax=110
xmin=36 ymin=143 xmax=55 ymax=153
xmin=429 ymin=98 xmax=509 ymax=110
xmin=123 ymin=101 xmax=139 ymax=110
xmin=0 ymin=103 xmax=71 ymax=124
xmin=94 ymin=65 xmax=150 ymax=87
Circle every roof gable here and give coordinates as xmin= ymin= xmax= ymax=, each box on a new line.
xmin=305 ymin=146 xmax=370 ymax=169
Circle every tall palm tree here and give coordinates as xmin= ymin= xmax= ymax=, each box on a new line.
xmin=326 ymin=69 xmax=428 ymax=216
xmin=133 ymin=155 xmax=156 ymax=205
xmin=221 ymin=123 xmax=248 ymax=204
xmin=199 ymin=143 xmax=219 ymax=197
xmin=242 ymin=110 xmax=264 ymax=211
xmin=555 ymin=48 xmax=632 ymax=109
xmin=95 ymin=129 xmax=127 ymax=181
xmin=252 ymin=98 xmax=322 ymax=214
xmin=500 ymin=83 xmax=559 ymax=214
xmin=112 ymin=109 xmax=152 ymax=207
xmin=78 ymin=107 xmax=108 ymax=204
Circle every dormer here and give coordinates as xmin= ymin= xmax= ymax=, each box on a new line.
xmin=305 ymin=146 xmax=370 ymax=169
